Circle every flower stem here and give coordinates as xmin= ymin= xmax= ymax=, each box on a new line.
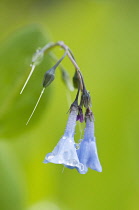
xmin=41 ymin=41 xmax=85 ymax=92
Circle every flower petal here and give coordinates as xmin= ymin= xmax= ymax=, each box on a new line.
xmin=44 ymin=136 xmax=83 ymax=170
xmin=77 ymin=140 xmax=102 ymax=174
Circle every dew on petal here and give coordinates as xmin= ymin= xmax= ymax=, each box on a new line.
xmin=47 ymin=155 xmax=54 ymax=160
xmin=79 ymin=163 xmax=84 ymax=171
xmin=75 ymin=143 xmax=80 ymax=150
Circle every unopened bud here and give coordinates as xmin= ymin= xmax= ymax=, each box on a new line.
xmin=43 ymin=68 xmax=55 ymax=88
xmin=73 ymin=70 xmax=80 ymax=89
xmin=43 ymin=52 xmax=67 ymax=88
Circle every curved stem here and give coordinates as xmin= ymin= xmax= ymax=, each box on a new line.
xmin=41 ymin=41 xmax=85 ymax=92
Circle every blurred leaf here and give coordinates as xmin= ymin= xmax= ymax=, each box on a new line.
xmin=0 ymin=141 xmax=25 ymax=210
xmin=0 ymin=25 xmax=52 ymax=138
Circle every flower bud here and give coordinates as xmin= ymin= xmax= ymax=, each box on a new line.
xmin=43 ymin=68 xmax=55 ymax=88
xmin=73 ymin=70 xmax=80 ymax=89
xmin=43 ymin=52 xmax=67 ymax=88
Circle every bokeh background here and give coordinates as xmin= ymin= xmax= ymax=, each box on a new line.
xmin=0 ymin=0 xmax=139 ymax=210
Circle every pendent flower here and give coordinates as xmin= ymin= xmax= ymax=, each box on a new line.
xmin=77 ymin=109 xmax=102 ymax=174
xmin=44 ymin=105 xmax=84 ymax=171
xmin=21 ymin=41 xmax=103 ymax=174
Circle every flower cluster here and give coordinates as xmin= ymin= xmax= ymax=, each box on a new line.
xmin=44 ymin=104 xmax=102 ymax=174
xmin=21 ymin=41 xmax=102 ymax=174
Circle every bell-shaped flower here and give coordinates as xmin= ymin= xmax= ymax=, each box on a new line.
xmin=44 ymin=105 xmax=84 ymax=171
xmin=77 ymin=113 xmax=102 ymax=174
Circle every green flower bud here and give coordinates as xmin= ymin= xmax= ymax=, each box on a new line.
xmin=43 ymin=68 xmax=55 ymax=88
xmin=73 ymin=70 xmax=80 ymax=89
xmin=43 ymin=52 xmax=67 ymax=88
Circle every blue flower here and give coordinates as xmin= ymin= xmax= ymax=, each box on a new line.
xmin=77 ymin=115 xmax=102 ymax=174
xmin=44 ymin=105 xmax=84 ymax=171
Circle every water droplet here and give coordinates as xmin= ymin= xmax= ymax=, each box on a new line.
xmin=75 ymin=143 xmax=80 ymax=150
xmin=47 ymin=155 xmax=54 ymax=160
xmin=79 ymin=163 xmax=84 ymax=171
xmin=69 ymin=139 xmax=73 ymax=143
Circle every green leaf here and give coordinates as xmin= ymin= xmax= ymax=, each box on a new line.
xmin=0 ymin=25 xmax=52 ymax=138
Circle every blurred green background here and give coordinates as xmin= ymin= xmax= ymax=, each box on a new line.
xmin=0 ymin=0 xmax=139 ymax=210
